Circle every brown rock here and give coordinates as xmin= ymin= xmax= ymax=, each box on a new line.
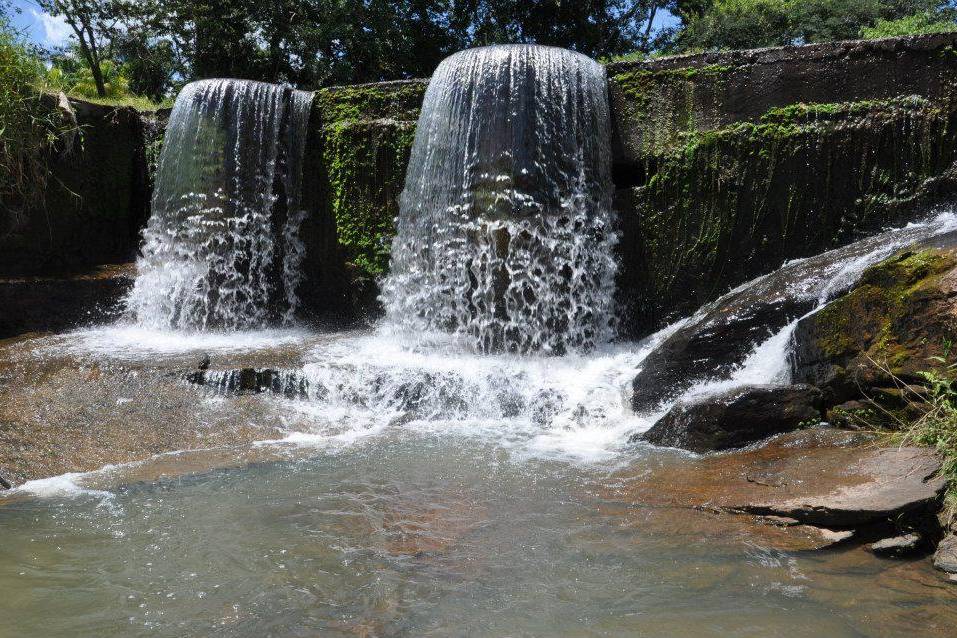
xmin=934 ymin=534 xmax=957 ymax=574
xmin=737 ymin=447 xmax=946 ymax=528
xmin=610 ymin=429 xmax=945 ymax=535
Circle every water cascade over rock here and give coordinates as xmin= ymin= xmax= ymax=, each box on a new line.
xmin=128 ymin=79 xmax=313 ymax=330
xmin=381 ymin=45 xmax=617 ymax=354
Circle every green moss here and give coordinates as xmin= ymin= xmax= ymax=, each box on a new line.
xmin=322 ymin=120 xmax=415 ymax=277
xmin=626 ymin=95 xmax=957 ymax=328
xmin=610 ymin=64 xmax=735 ymax=157
xmin=313 ymin=80 xmax=425 ymax=280
xmin=810 ymin=249 xmax=957 ymax=368
xmin=315 ymin=81 xmax=426 ymax=125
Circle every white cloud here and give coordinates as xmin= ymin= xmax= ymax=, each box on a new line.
xmin=31 ymin=9 xmax=73 ymax=47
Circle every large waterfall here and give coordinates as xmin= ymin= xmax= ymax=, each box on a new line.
xmin=127 ymin=79 xmax=312 ymax=331
xmin=381 ymin=45 xmax=617 ymax=354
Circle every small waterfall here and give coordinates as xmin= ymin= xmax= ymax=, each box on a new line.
xmin=128 ymin=80 xmax=313 ymax=331
xmin=381 ymin=45 xmax=617 ymax=354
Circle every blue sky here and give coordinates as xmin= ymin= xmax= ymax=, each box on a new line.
xmin=8 ymin=0 xmax=73 ymax=47
xmin=8 ymin=0 xmax=678 ymax=50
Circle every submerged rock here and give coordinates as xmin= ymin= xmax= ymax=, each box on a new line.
xmin=870 ymin=533 xmax=923 ymax=558
xmin=186 ymin=368 xmax=311 ymax=398
xmin=934 ymin=534 xmax=957 ymax=574
xmin=640 ymin=384 xmax=823 ymax=452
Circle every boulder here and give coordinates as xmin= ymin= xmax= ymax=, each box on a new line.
xmin=612 ymin=429 xmax=946 ymax=535
xmin=791 ymin=248 xmax=957 ymax=407
xmin=640 ymin=384 xmax=823 ymax=452
xmin=934 ymin=534 xmax=957 ymax=574
xmin=630 ymin=281 xmax=810 ymax=413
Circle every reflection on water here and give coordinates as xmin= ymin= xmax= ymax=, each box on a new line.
xmin=2 ymin=435 xmax=956 ymax=637
xmin=1 ymin=318 xmax=956 ymax=637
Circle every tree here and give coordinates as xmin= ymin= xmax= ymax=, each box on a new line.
xmin=466 ymin=0 xmax=663 ymax=59
xmin=673 ymin=0 xmax=956 ymax=51
xmin=35 ymin=0 xmax=120 ymax=97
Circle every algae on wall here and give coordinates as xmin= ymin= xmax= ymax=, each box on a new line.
xmin=314 ymin=81 xmax=425 ymax=282
xmin=294 ymin=80 xmax=424 ymax=323
xmin=609 ymin=36 xmax=957 ymax=337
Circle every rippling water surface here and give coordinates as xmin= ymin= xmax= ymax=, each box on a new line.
xmin=1 ymin=325 xmax=956 ymax=637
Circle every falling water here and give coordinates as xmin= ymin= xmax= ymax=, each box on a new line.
xmin=381 ymin=45 xmax=617 ymax=354
xmin=127 ymin=80 xmax=313 ymax=330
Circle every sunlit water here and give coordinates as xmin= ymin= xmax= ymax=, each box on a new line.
xmin=4 ymin=212 xmax=957 ymax=635
xmin=2 ymin=422 xmax=956 ymax=637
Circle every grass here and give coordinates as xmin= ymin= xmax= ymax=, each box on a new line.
xmin=846 ymin=357 xmax=957 ymax=525
xmin=69 ymin=93 xmax=174 ymax=111
xmin=0 ymin=20 xmax=75 ymax=219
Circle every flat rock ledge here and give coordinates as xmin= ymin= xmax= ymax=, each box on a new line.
xmin=611 ymin=429 xmax=947 ymax=552
xmin=732 ymin=444 xmax=947 ymax=528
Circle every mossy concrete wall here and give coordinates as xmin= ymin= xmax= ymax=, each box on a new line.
xmin=296 ymin=80 xmax=426 ymax=323
xmin=308 ymin=33 xmax=957 ymax=333
xmin=9 ymin=33 xmax=957 ymax=333
xmin=609 ymin=33 xmax=957 ymax=335
xmin=0 ymin=97 xmax=151 ymax=275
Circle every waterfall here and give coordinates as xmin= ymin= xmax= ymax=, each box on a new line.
xmin=381 ymin=45 xmax=617 ymax=355
xmin=127 ymin=79 xmax=312 ymax=331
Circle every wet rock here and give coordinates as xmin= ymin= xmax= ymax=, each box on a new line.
xmin=186 ymin=368 xmax=311 ymax=398
xmin=0 ymin=264 xmax=134 ymax=339
xmin=738 ymin=446 xmax=946 ymax=528
xmin=753 ymin=516 xmax=854 ymax=550
xmin=0 ymin=471 xmax=11 ymax=490
xmin=870 ymin=533 xmax=923 ymax=558
xmin=631 ymin=292 xmax=811 ymax=412
xmin=640 ymin=384 xmax=823 ymax=452
xmin=611 ymin=430 xmax=945 ymax=540
xmin=934 ymin=534 xmax=957 ymax=574
xmin=791 ymin=248 xmax=957 ymax=408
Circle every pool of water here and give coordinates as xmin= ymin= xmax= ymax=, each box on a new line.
xmin=1 ymin=329 xmax=955 ymax=637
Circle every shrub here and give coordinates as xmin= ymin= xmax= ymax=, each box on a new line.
xmin=0 ymin=20 xmax=71 ymax=227
xmin=860 ymin=12 xmax=957 ymax=38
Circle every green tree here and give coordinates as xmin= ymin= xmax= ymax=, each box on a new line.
xmin=673 ymin=0 xmax=956 ymax=51
xmin=35 ymin=0 xmax=120 ymax=97
xmin=466 ymin=0 xmax=663 ymax=58
xmin=860 ymin=10 xmax=957 ymax=37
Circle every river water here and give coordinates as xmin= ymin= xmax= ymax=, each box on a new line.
xmin=1 ymin=317 xmax=956 ymax=637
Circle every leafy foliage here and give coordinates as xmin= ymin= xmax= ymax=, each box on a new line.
xmin=0 ymin=20 xmax=73 ymax=235
xmin=674 ymin=0 xmax=957 ymax=51
xmin=48 ymin=55 xmax=129 ymax=99
xmin=860 ymin=11 xmax=957 ymax=37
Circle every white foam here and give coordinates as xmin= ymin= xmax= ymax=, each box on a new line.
xmin=59 ymin=324 xmax=312 ymax=358
xmin=12 ymin=471 xmax=114 ymax=500
xmin=236 ymin=325 xmax=679 ymax=463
